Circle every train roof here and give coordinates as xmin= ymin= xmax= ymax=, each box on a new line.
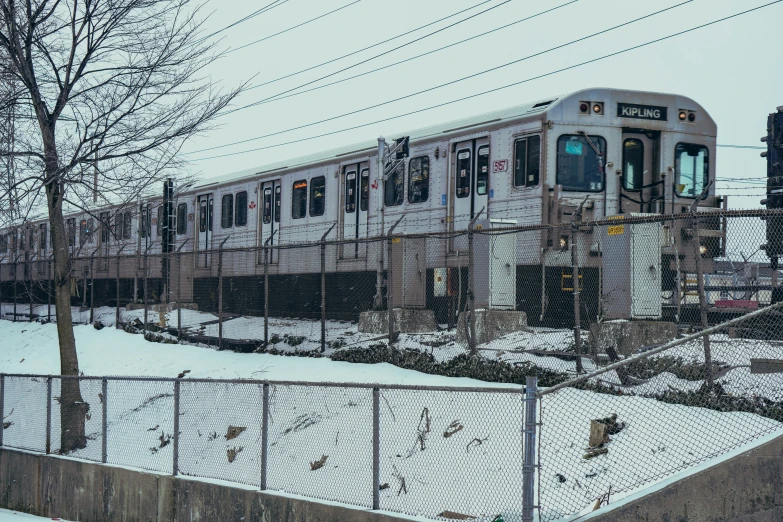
xmin=190 ymin=87 xmax=715 ymax=192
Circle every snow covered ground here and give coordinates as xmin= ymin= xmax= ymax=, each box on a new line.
xmin=2 ymin=310 xmax=783 ymax=521
xmin=0 ymin=509 xmax=69 ymax=521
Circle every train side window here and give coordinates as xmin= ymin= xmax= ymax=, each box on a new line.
xmin=274 ymin=186 xmax=281 ymax=223
xmin=263 ymin=188 xmax=272 ymax=224
xmin=0 ymin=233 xmax=7 ymax=254
xmin=360 ymin=169 xmax=370 ymax=211
xmin=156 ymin=206 xmax=163 ymax=236
xmin=100 ymin=212 xmax=111 ymax=242
xmin=113 ymin=214 xmax=122 ymax=240
xmin=292 ymin=179 xmax=308 ymax=219
xmin=675 ymin=143 xmax=709 ymax=198
xmin=221 ymin=194 xmax=234 ymax=228
xmin=385 ymin=162 xmax=404 ymax=207
xmin=19 ymin=228 xmax=25 ymax=250
xmin=514 ymin=135 xmax=541 ymax=187
xmin=310 ymin=176 xmax=326 ymax=217
xmin=408 ymin=156 xmax=429 ymax=204
xmin=123 ymin=211 xmax=132 ymax=240
xmin=67 ymin=218 xmax=76 ymax=246
xmin=176 ymin=203 xmax=187 ymax=235
xmin=456 ymin=149 xmax=471 ymax=198
xmin=39 ymin=224 xmax=47 ymax=251
xmin=345 ymin=170 xmax=357 ymax=214
xmin=556 ymin=134 xmax=606 ymax=192
xmin=476 ymin=146 xmax=489 ymax=195
xmin=235 ymin=191 xmax=248 ymax=226
xmin=622 ymin=139 xmax=644 ymax=191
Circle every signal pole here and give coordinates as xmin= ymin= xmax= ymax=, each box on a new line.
xmin=761 ymin=106 xmax=783 ymax=302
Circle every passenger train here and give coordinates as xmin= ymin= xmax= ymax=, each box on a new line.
xmin=0 ymin=87 xmax=725 ymax=324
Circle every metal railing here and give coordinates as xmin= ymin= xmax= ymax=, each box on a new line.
xmin=0 ymin=373 xmax=535 ymax=521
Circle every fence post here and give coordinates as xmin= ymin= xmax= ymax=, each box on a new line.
xmin=173 ymin=379 xmax=180 ymax=476
xmin=263 ymin=245 xmax=269 ymax=348
xmin=115 ymin=249 xmax=122 ymax=329
xmin=261 ymin=382 xmax=269 ymax=490
xmin=386 ymin=217 xmax=403 ymax=345
xmin=467 ymin=209 xmax=484 ymax=356
xmin=320 ymin=225 xmax=336 ymax=353
xmin=218 ymin=237 xmax=229 ymax=351
xmin=0 ymin=375 xmax=4 ymax=447
xmin=12 ymin=257 xmax=17 ymax=322
xmin=47 ymin=257 xmax=52 ymax=322
xmin=177 ymin=250 xmax=182 ymax=339
xmin=522 ymin=375 xmax=538 ymax=522
xmin=90 ymin=252 xmax=96 ymax=324
xmin=28 ymin=257 xmax=33 ymax=322
xmin=102 ymin=377 xmax=108 ymax=463
xmin=691 ymin=214 xmax=714 ymax=386
xmin=46 ymin=376 xmax=52 ymax=454
xmin=372 ymin=387 xmax=380 ymax=510
xmin=571 ymin=224 xmax=583 ymax=373
xmin=143 ymin=250 xmax=149 ymax=332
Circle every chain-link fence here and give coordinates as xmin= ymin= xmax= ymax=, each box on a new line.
xmin=0 ymin=374 xmax=529 ymax=521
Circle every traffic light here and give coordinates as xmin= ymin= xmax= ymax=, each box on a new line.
xmin=761 ymin=107 xmax=783 ymax=258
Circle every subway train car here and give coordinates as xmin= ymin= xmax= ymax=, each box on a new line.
xmin=0 ymin=87 xmax=725 ymax=324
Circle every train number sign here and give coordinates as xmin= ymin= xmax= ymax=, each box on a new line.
xmin=493 ymin=160 xmax=508 ymax=173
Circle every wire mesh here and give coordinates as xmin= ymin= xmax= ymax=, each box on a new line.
xmin=2 ymin=375 xmax=48 ymax=452
xmin=377 ymin=387 xmax=525 ymax=521
xmin=177 ymin=380 xmax=263 ymax=486
xmin=49 ymin=377 xmax=104 ymax=461
xmin=105 ymin=378 xmax=175 ymax=474
xmin=537 ymin=302 xmax=783 ymax=521
xmin=266 ymin=384 xmax=374 ymax=508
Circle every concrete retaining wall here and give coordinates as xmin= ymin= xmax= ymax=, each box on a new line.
xmin=0 ymin=449 xmax=413 ymax=522
xmin=586 ymin=432 xmax=783 ymax=521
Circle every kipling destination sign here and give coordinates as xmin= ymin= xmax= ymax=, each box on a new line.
xmin=616 ymin=103 xmax=668 ymax=121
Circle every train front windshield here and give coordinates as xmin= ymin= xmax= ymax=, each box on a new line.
xmin=556 ymin=135 xmax=606 ymax=192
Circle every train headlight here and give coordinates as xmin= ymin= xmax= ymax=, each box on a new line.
xmin=679 ymin=111 xmax=687 ymax=121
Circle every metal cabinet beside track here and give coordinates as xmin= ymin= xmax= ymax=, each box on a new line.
xmin=600 ymin=214 xmax=662 ymax=320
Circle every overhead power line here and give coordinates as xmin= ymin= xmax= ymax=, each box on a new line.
xmin=717 ymin=144 xmax=766 ymax=150
xmin=192 ymin=0 xmax=692 ymax=154
xmin=235 ymin=0 xmax=580 ymax=109
xmin=200 ymin=0 xmax=290 ymax=42
xmin=189 ymin=0 xmax=782 ymax=162
xmin=227 ymin=1 xmax=363 ymax=54
xmin=244 ymin=0 xmax=495 ymax=91
xmin=229 ymin=0 xmax=522 ymax=112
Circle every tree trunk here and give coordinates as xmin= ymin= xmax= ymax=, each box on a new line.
xmin=42 ymin=125 xmax=87 ymax=453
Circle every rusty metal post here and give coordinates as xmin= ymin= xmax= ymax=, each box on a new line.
xmin=467 ymin=209 xmax=484 ymax=356
xmin=47 ymin=256 xmax=52 ymax=322
xmin=173 ymin=379 xmax=180 ymax=476
xmin=386 ymin=217 xmax=404 ymax=345
xmin=372 ymin=387 xmax=380 ymax=510
xmin=320 ymin=225 xmax=336 ymax=353
xmin=261 ymin=382 xmax=269 ymax=490
xmin=175 ymin=239 xmax=189 ymax=340
xmin=90 ymin=247 xmax=99 ymax=324
xmin=45 ymin=376 xmax=52 ymax=454
xmin=217 ymin=236 xmax=230 ymax=350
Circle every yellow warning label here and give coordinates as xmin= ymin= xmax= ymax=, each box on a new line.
xmin=607 ymin=225 xmax=625 ymax=236
xmin=391 ymin=237 xmax=401 ymax=243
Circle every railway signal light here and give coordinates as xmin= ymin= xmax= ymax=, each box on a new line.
xmin=761 ymin=107 xmax=783 ymax=259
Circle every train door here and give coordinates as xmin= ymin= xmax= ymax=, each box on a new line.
xmin=196 ymin=193 xmax=213 ymax=268
xmin=451 ymin=138 xmax=490 ymax=231
xmin=259 ymin=179 xmax=280 ymax=263
xmin=341 ymin=163 xmax=369 ymax=259
xmin=620 ymin=132 xmax=657 ymax=213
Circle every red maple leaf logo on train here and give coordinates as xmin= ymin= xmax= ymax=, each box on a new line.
xmin=249 ymin=201 xmax=256 ymax=209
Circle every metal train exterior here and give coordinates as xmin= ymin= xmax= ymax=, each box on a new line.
xmin=0 ymin=87 xmax=725 ymax=324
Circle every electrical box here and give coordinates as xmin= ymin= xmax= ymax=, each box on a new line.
xmin=474 ymin=219 xmax=517 ymax=310
xmin=390 ymin=236 xmax=426 ymax=309
xmin=600 ymin=215 xmax=662 ymax=320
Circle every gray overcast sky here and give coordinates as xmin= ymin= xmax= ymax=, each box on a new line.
xmin=180 ymin=0 xmax=782 ymax=208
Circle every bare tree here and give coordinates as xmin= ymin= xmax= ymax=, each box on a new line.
xmin=0 ymin=0 xmax=243 ymax=452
